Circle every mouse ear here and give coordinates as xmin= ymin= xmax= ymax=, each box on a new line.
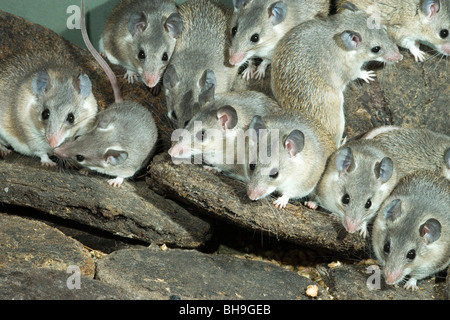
xmin=198 ymin=69 xmax=216 ymax=107
xmin=32 ymin=70 xmax=50 ymax=96
xmin=335 ymin=147 xmax=355 ymax=174
xmin=165 ymin=13 xmax=183 ymax=39
xmin=216 ymin=105 xmax=238 ymax=130
xmin=269 ymin=1 xmax=287 ymax=25
xmin=419 ymin=218 xmax=441 ymax=245
xmin=383 ymin=199 xmax=402 ymax=222
xmin=128 ymin=12 xmax=147 ymax=36
xmin=233 ymin=0 xmax=251 ymax=10
xmin=163 ymin=64 xmax=179 ymax=89
xmin=77 ymin=73 xmax=92 ymax=99
xmin=375 ymin=157 xmax=394 ymax=183
xmin=337 ymin=30 xmax=362 ymax=51
xmin=340 ymin=2 xmax=359 ymax=12
xmin=284 ymin=130 xmax=304 ymax=158
xmin=249 ymin=115 xmax=267 ymax=137
xmin=421 ymin=0 xmax=440 ymax=18
xmin=104 ymin=149 xmax=128 ymax=166
xmin=444 ymin=147 xmax=450 ymax=169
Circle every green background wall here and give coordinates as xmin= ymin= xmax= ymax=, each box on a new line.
xmin=0 ymin=0 xmax=232 ymax=50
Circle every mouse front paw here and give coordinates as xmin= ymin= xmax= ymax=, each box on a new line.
xmin=403 ymin=278 xmax=419 ymax=291
xmin=108 ymin=177 xmax=124 ymax=188
xmin=304 ymin=201 xmax=318 ymax=210
xmin=123 ymin=70 xmax=139 ymax=84
xmin=273 ymin=195 xmax=290 ymax=209
xmin=359 ymin=70 xmax=376 ymax=83
xmin=40 ymin=154 xmax=57 ymax=167
xmin=0 ymin=145 xmax=12 ymax=157
xmin=241 ymin=61 xmax=256 ymax=81
xmin=409 ymin=46 xmax=426 ymax=62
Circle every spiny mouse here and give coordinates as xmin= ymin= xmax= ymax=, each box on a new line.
xmin=337 ymin=0 xmax=450 ymax=61
xmin=0 ymin=47 xmax=97 ymax=166
xmin=100 ymin=0 xmax=183 ymax=87
xmin=271 ymin=2 xmax=402 ymax=147
xmin=228 ymin=0 xmax=330 ymax=80
xmin=54 ymin=0 xmax=157 ymax=187
xmin=372 ymin=171 xmax=450 ymax=290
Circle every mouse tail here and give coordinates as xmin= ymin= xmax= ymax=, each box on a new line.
xmin=80 ymin=0 xmax=123 ymax=103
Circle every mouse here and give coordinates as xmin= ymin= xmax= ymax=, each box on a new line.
xmin=310 ymin=139 xmax=398 ymax=238
xmin=53 ymin=0 xmax=158 ymax=188
xmin=0 ymin=45 xmax=98 ymax=165
xmin=163 ymin=0 xmax=237 ymax=128
xmin=309 ymin=127 xmax=450 ymax=238
xmin=270 ymin=2 xmax=403 ymax=147
xmin=372 ymin=171 xmax=450 ymax=290
xmin=168 ymin=89 xmax=280 ymax=182
xmin=246 ymin=111 xmax=336 ymax=209
xmin=336 ymin=0 xmax=450 ymax=62
xmin=99 ymin=0 xmax=183 ymax=88
xmin=228 ymin=0 xmax=330 ymax=80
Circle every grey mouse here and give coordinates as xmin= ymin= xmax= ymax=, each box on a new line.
xmin=337 ymin=0 xmax=450 ymax=61
xmin=168 ymin=89 xmax=280 ymax=182
xmin=0 ymin=39 xmax=97 ymax=165
xmin=310 ymin=127 xmax=450 ymax=238
xmin=270 ymin=2 xmax=402 ymax=147
xmin=246 ymin=111 xmax=336 ymax=209
xmin=228 ymin=0 xmax=330 ymax=80
xmin=372 ymin=171 xmax=450 ymax=290
xmin=163 ymin=0 xmax=237 ymax=128
xmin=100 ymin=0 xmax=183 ymax=87
xmin=54 ymin=0 xmax=158 ymax=187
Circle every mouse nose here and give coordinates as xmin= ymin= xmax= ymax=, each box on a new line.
xmin=344 ymin=216 xmax=361 ymax=234
xmin=143 ymin=72 xmax=160 ymax=88
xmin=384 ymin=267 xmax=403 ymax=285
xmin=229 ymin=49 xmax=246 ymax=65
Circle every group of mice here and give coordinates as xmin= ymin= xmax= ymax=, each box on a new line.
xmin=0 ymin=0 xmax=448 ymax=291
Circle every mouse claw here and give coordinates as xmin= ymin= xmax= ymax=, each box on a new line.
xmin=409 ymin=47 xmax=426 ymax=62
xmin=273 ymin=195 xmax=290 ymax=209
xmin=40 ymin=154 xmax=57 ymax=167
xmin=241 ymin=62 xmax=256 ymax=81
xmin=359 ymin=70 xmax=376 ymax=83
xmin=0 ymin=146 xmax=12 ymax=158
xmin=123 ymin=70 xmax=139 ymax=84
xmin=304 ymin=201 xmax=318 ymax=210
xmin=403 ymin=278 xmax=419 ymax=291
xmin=108 ymin=177 xmax=124 ymax=187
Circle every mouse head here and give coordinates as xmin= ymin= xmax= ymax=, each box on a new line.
xmin=53 ymin=110 xmax=128 ymax=172
xmin=164 ymin=65 xmax=216 ymax=128
xmin=336 ymin=4 xmax=403 ymax=64
xmin=328 ymin=145 xmax=395 ymax=237
xmin=128 ymin=11 xmax=183 ymax=88
xmin=375 ymin=198 xmax=444 ymax=287
xmin=31 ymin=68 xmax=97 ymax=150
xmin=229 ymin=0 xmax=288 ymax=66
xmin=168 ymin=104 xmax=240 ymax=165
xmin=418 ymin=0 xmax=450 ymax=56
xmin=246 ymin=115 xmax=305 ymax=201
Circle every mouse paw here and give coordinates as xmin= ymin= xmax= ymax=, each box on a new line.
xmin=359 ymin=70 xmax=376 ymax=83
xmin=40 ymin=154 xmax=57 ymax=167
xmin=304 ymin=201 xmax=318 ymax=210
xmin=108 ymin=177 xmax=124 ymax=188
xmin=242 ymin=62 xmax=256 ymax=81
xmin=123 ymin=70 xmax=139 ymax=84
xmin=0 ymin=146 xmax=12 ymax=158
xmin=273 ymin=195 xmax=289 ymax=209
xmin=358 ymin=223 xmax=368 ymax=239
xmin=254 ymin=64 xmax=267 ymax=80
xmin=410 ymin=48 xmax=426 ymax=62
xmin=404 ymin=278 xmax=419 ymax=291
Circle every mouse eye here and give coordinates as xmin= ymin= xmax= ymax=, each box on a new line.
xmin=269 ymin=168 xmax=279 ymax=179
xmin=42 ymin=109 xmax=50 ymax=120
xmin=365 ymin=199 xmax=372 ymax=209
xmin=406 ymin=249 xmax=416 ymax=260
xmin=249 ymin=163 xmax=256 ymax=171
xmin=371 ymin=46 xmax=381 ymax=53
xmin=231 ymin=26 xmax=238 ymax=37
xmin=195 ymin=130 xmax=207 ymax=142
xmin=250 ymin=33 xmax=259 ymax=43
xmin=66 ymin=113 xmax=75 ymax=124
xmin=138 ymin=50 xmax=146 ymax=60
xmin=76 ymin=155 xmax=85 ymax=162
xmin=162 ymin=52 xmax=168 ymax=61
xmin=440 ymin=29 xmax=449 ymax=39
xmin=383 ymin=241 xmax=390 ymax=254
xmin=342 ymin=193 xmax=350 ymax=205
